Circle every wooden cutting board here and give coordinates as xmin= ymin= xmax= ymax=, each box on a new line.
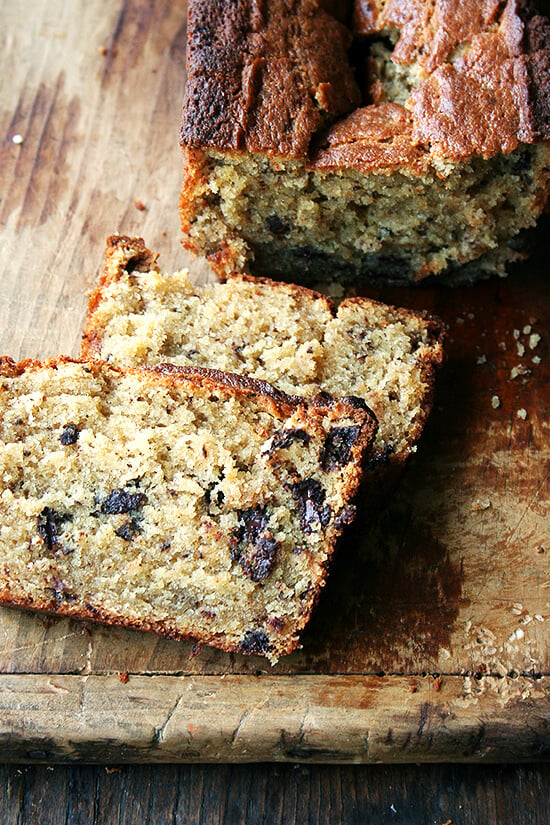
xmin=0 ymin=0 xmax=548 ymax=763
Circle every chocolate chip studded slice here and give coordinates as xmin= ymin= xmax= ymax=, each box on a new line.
xmin=0 ymin=357 xmax=377 ymax=663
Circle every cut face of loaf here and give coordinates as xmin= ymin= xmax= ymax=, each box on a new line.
xmin=0 ymin=357 xmax=376 ymax=661
xmin=83 ymin=236 xmax=445 ymax=473
xmin=180 ymin=0 xmax=550 ymax=284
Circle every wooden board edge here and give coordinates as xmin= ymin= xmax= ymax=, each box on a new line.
xmin=0 ymin=673 xmax=548 ymax=763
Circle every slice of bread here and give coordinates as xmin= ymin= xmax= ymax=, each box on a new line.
xmin=83 ymin=236 xmax=445 ymax=475
xmin=0 ymin=356 xmax=376 ymax=661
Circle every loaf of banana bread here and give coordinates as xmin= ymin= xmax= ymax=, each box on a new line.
xmin=180 ymin=0 xmax=550 ymax=285
xmin=0 ymin=356 xmax=377 ymax=661
xmin=83 ymin=236 xmax=445 ymax=475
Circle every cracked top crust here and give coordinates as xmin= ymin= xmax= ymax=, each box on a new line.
xmin=181 ymin=0 xmax=550 ymax=167
xmin=180 ymin=0 xmax=361 ymax=157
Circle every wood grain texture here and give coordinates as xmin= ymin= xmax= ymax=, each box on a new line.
xmin=0 ymin=0 xmax=549 ymax=762
xmin=2 ymin=762 xmax=550 ymax=825
xmin=0 ymin=673 xmax=548 ymax=763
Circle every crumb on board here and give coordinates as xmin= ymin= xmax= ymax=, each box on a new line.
xmin=510 ymin=364 xmax=530 ymax=379
xmin=517 ymin=408 xmax=527 ymax=420
xmin=476 ymin=354 xmax=487 ymax=365
xmin=529 ymin=333 xmax=541 ymax=350
xmin=471 ymin=499 xmax=491 ymax=511
xmin=491 ymin=395 xmax=500 ymax=409
xmin=118 ymin=672 xmax=129 ymax=684
xmin=134 ymin=199 xmax=146 ymax=211
xmin=12 ymin=134 xmax=23 ymax=144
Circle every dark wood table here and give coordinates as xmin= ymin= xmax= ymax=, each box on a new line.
xmin=2 ymin=762 xmax=550 ymax=824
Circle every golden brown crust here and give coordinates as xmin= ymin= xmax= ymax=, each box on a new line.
xmin=181 ymin=0 xmax=550 ymax=167
xmin=309 ymin=103 xmax=429 ymax=173
xmin=180 ymin=0 xmax=361 ymax=158
xmin=351 ymin=0 xmax=550 ymax=162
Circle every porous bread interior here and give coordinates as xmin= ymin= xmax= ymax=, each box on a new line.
xmin=183 ymin=141 xmax=547 ymax=283
xmin=0 ymin=361 xmax=366 ymax=659
xmin=84 ymin=271 xmax=443 ymax=460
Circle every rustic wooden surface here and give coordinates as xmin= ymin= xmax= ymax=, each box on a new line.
xmin=1 ymin=0 xmax=550 ymax=770
xmin=2 ymin=762 xmax=550 ymax=825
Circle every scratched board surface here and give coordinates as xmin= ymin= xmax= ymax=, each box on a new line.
xmin=0 ymin=0 xmax=548 ymax=762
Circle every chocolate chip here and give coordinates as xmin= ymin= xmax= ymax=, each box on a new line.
xmin=60 ymin=424 xmax=80 ymax=445
xmin=101 ymin=488 xmax=146 ymax=515
xmin=320 ymin=426 xmax=361 ymax=471
xmin=239 ymin=629 xmax=271 ymax=656
xmin=265 ymin=428 xmax=311 ymax=453
xmin=50 ymin=577 xmax=77 ymax=602
xmin=266 ymin=215 xmax=290 ymax=236
xmin=364 ymin=444 xmax=394 ymax=473
xmin=37 ymin=507 xmax=72 ymax=551
xmin=115 ymin=519 xmax=140 ymax=541
xmin=288 ymin=479 xmax=331 ymax=534
xmin=334 ymin=505 xmax=357 ymax=530
xmin=232 ymin=506 xmax=279 ymax=581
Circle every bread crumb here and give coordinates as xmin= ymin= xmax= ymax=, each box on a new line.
xmin=517 ymin=408 xmax=527 ymax=420
xmin=12 ymin=134 xmax=23 ymax=145
xmin=511 ymin=604 xmax=523 ymax=615
xmin=534 ymin=614 xmax=545 ymax=622
xmin=532 ymin=356 xmax=541 ymax=365
xmin=476 ymin=355 xmax=487 ymax=365
xmin=118 ymin=672 xmax=129 ymax=684
xmin=517 ymin=341 xmax=525 ymax=357
xmin=523 ymin=325 xmax=532 ymax=335
xmin=491 ymin=395 xmax=500 ymax=409
xmin=513 ymin=329 xmax=520 ymax=340
xmin=134 ymin=199 xmax=146 ymax=211
xmin=99 ymin=45 xmax=107 ymax=55
xmin=529 ymin=333 xmax=541 ymax=350
xmin=510 ymin=364 xmax=530 ymax=379
xmin=471 ymin=498 xmax=491 ymax=511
